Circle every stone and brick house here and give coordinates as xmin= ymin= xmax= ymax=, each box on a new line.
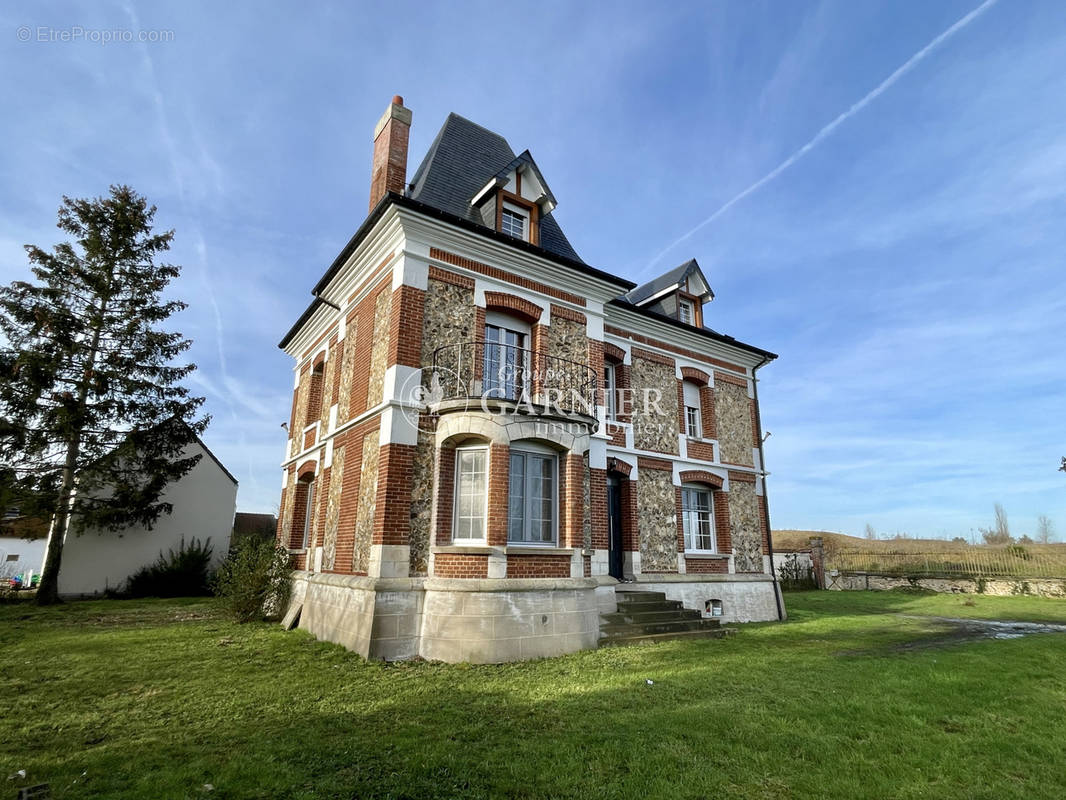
xmin=276 ymin=96 xmax=782 ymax=662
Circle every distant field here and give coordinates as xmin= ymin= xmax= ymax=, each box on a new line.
xmin=774 ymin=530 xmax=1066 ymax=578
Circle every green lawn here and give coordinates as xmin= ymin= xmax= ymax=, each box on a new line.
xmin=3 ymin=590 xmax=1066 ymax=799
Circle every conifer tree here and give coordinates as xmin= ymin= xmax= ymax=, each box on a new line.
xmin=0 ymin=186 xmax=207 ymax=604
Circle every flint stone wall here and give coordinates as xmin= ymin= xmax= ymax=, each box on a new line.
xmin=630 ymin=356 xmax=679 ymax=454
xmin=637 ymin=468 xmax=679 ymax=573
xmin=729 ymin=480 xmax=764 ymax=573
xmin=715 ymin=379 xmax=754 ymax=466
xmin=352 ymin=431 xmax=380 ymax=574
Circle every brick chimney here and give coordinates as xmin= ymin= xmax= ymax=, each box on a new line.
xmin=368 ymin=95 xmax=412 ymax=213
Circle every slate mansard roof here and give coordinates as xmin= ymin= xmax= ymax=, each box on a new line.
xmin=406 ymin=113 xmax=583 ymax=263
xmin=280 ymin=108 xmax=776 ymax=362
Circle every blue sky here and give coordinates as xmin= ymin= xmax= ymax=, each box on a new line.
xmin=2 ymin=1 xmax=1064 ymax=540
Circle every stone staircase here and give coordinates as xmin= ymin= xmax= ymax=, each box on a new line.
xmin=599 ymin=589 xmax=735 ymax=647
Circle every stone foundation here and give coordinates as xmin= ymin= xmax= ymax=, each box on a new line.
xmin=289 ymin=572 xmax=779 ymax=662
xmin=631 ymin=574 xmax=780 ymax=623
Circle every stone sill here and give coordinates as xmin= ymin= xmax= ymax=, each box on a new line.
xmin=287 ymin=548 xmax=307 ymax=555
xmin=424 ymin=577 xmax=599 ymax=592
xmin=432 ymin=545 xmax=501 ymax=556
xmin=684 ymin=553 xmax=729 ymax=560
xmin=686 ymin=437 xmax=716 ymax=445
xmin=633 ymin=573 xmax=773 ymax=584
xmin=504 ymin=546 xmax=576 ymax=557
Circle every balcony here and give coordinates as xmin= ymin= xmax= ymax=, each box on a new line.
xmin=427 ymin=341 xmax=598 ymax=419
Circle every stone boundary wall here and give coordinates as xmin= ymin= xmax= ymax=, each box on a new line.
xmin=829 ymin=571 xmax=1066 ymax=598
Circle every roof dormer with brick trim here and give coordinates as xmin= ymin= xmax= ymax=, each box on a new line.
xmin=623 ymin=258 xmax=715 ymax=328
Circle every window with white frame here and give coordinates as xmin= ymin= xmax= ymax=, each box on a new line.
xmin=681 ymin=485 xmax=715 ymax=552
xmin=300 ymin=479 xmax=315 ymax=549
xmin=683 ymin=380 xmax=702 ymax=438
xmin=453 ymin=447 xmax=488 ymax=541
xmin=604 ymin=362 xmax=617 ymax=420
xmin=507 ymin=446 xmax=557 ymax=544
xmin=484 ymin=316 xmax=530 ymax=401
xmin=501 ymin=204 xmax=528 ymax=239
xmin=679 ymin=299 xmax=694 ymax=324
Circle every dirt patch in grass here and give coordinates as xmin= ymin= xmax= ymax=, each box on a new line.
xmin=839 ymin=614 xmax=1066 ymax=655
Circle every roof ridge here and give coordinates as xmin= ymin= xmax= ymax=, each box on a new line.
xmin=443 ymin=111 xmax=512 ymax=142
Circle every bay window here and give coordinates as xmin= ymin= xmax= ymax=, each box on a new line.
xmin=453 ymin=447 xmax=488 ymax=542
xmin=507 ymin=447 xmax=557 ymax=544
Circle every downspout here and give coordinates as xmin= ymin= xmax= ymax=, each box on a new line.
xmin=752 ymin=355 xmax=785 ymax=621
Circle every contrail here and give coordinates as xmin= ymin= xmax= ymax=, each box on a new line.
xmin=642 ymin=0 xmax=1000 ymax=275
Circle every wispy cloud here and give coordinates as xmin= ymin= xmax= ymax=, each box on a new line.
xmin=640 ymin=0 xmax=1001 ymax=277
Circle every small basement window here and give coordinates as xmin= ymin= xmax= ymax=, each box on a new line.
xmin=705 ymin=599 xmax=723 ymax=617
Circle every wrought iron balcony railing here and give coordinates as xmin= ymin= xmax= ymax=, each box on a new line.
xmin=428 ymin=341 xmax=598 ymax=418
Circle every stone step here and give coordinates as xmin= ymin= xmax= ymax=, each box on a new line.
xmin=615 ymin=590 xmax=667 ymax=603
xmin=601 ymin=609 xmax=710 ymax=625
xmin=600 ymin=618 xmax=721 ymax=637
xmin=612 ymin=600 xmax=684 ymax=614
xmin=599 ymin=628 xmax=736 ymax=647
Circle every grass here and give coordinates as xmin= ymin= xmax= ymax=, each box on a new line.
xmin=2 ymin=591 xmax=1066 ymax=799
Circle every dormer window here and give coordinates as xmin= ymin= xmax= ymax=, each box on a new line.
xmin=501 ymin=203 xmax=528 ymax=240
xmin=679 ymin=299 xmax=694 ymax=325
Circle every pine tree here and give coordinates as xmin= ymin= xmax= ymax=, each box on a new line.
xmin=0 ymin=186 xmax=207 ymax=604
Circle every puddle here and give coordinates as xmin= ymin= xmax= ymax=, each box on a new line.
xmin=842 ymin=616 xmax=1066 ymax=655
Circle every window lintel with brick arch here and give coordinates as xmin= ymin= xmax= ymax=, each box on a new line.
xmin=297 ymin=460 xmax=317 ymax=480
xmin=603 ymin=342 xmax=626 ymax=364
xmin=483 ymin=291 xmax=543 ymax=324
xmin=680 ymin=366 xmax=711 ymax=386
xmin=678 ymin=469 xmax=723 ymax=490
xmin=606 ymin=457 xmax=633 ymax=477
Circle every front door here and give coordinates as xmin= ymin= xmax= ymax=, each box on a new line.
xmin=607 ymin=475 xmax=624 ymax=580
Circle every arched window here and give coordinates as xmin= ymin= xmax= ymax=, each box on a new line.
xmin=306 ymin=361 xmax=325 ymax=426
xmin=452 ymin=444 xmax=488 ymax=543
xmin=603 ymin=362 xmax=619 ymax=420
xmin=483 ymin=311 xmax=531 ymax=401
xmin=683 ymin=380 xmax=702 ymax=438
xmin=681 ymin=483 xmax=715 ymax=553
xmin=293 ymin=474 xmax=316 ymax=550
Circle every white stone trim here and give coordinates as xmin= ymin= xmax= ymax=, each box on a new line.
xmin=585 ymin=301 xmax=605 ymax=340
xmin=379 ymin=406 xmax=419 ymax=447
xmin=393 ymin=253 xmax=429 ymax=290
xmin=589 ymin=548 xmax=609 ymax=576
xmin=369 ymin=544 xmax=410 ymax=579
xmin=588 ymin=437 xmax=607 ymax=470
xmin=606 ymin=453 xmax=638 ymax=480
xmin=670 ymin=461 xmax=727 ymax=488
